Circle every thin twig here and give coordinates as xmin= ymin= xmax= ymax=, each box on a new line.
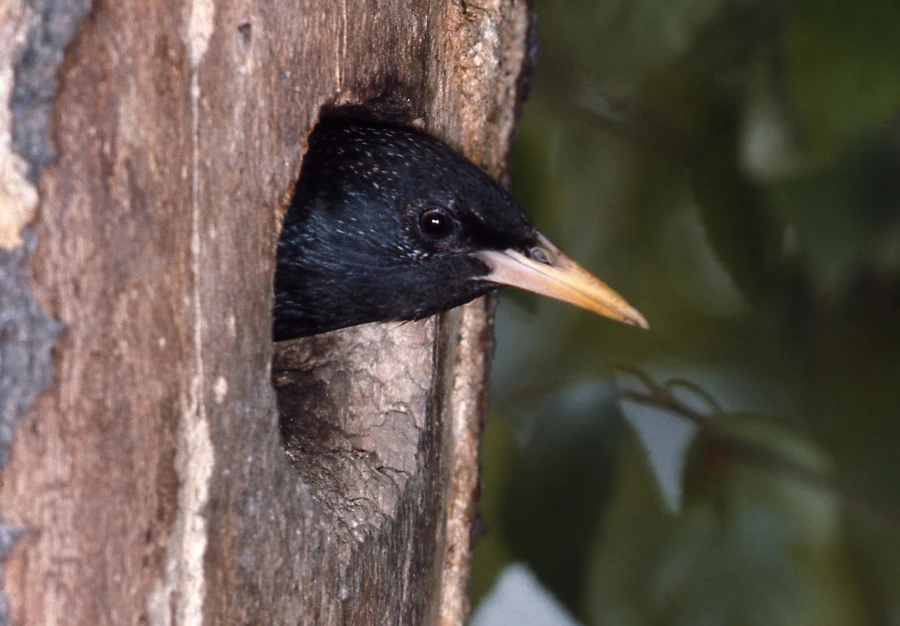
xmin=617 ymin=370 xmax=900 ymax=533
xmin=664 ymin=378 xmax=725 ymax=414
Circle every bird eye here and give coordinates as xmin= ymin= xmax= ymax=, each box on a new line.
xmin=418 ymin=209 xmax=454 ymax=240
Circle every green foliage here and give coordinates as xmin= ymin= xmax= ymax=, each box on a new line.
xmin=588 ymin=419 xmax=867 ymax=626
xmin=500 ymin=382 xmax=626 ymax=611
xmin=469 ymin=415 xmax=517 ymax=608
xmin=787 ymin=0 xmax=900 ymax=154
xmin=689 ymin=104 xmax=780 ymax=305
xmin=474 ymin=0 xmax=900 ymax=623
xmin=539 ymin=0 xmax=725 ymax=90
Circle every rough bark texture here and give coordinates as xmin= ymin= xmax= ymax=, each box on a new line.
xmin=0 ymin=0 xmax=530 ymax=624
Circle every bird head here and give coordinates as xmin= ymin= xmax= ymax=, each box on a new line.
xmin=273 ymin=118 xmax=647 ymax=340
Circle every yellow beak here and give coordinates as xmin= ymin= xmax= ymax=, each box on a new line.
xmin=476 ymin=234 xmax=649 ymax=329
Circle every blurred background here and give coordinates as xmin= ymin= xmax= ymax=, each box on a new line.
xmin=468 ymin=0 xmax=900 ymax=624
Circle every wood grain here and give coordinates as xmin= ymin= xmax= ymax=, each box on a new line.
xmin=0 ymin=0 xmax=531 ymax=623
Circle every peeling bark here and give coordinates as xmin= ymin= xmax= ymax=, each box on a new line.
xmin=0 ymin=0 xmax=530 ymax=624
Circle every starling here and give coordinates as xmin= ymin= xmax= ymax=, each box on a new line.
xmin=273 ymin=116 xmax=647 ymax=341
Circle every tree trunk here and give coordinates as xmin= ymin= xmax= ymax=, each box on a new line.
xmin=0 ymin=0 xmax=531 ymax=624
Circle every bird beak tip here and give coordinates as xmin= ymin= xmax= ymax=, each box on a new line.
xmin=624 ymin=311 xmax=650 ymax=330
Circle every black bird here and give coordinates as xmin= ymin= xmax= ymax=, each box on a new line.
xmin=273 ymin=116 xmax=647 ymax=341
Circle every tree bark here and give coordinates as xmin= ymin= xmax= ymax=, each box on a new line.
xmin=0 ymin=0 xmax=531 ymax=624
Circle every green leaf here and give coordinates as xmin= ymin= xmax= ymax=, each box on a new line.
xmin=682 ymin=415 xmax=840 ymax=550
xmin=765 ymin=137 xmax=900 ymax=296
xmin=787 ymin=0 xmax=900 ymax=153
xmin=501 ymin=382 xmax=626 ymax=617
xmin=538 ymin=0 xmax=725 ymax=89
xmin=689 ymin=105 xmax=780 ymax=305
xmin=584 ymin=431 xmax=678 ymax=624
xmin=470 ymin=414 xmax=518 ymax=609
xmin=586 ymin=415 xmax=868 ymax=626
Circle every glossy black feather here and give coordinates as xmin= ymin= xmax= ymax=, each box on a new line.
xmin=273 ymin=118 xmax=539 ymax=340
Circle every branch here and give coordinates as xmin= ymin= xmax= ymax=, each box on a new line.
xmin=612 ymin=366 xmax=900 ymax=534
